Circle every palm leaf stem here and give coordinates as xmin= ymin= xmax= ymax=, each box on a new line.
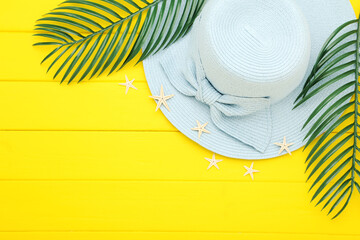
xmin=328 ymin=15 xmax=360 ymax=218
xmin=295 ymin=14 xmax=360 ymax=218
xmin=350 ymin=14 xmax=360 ymax=197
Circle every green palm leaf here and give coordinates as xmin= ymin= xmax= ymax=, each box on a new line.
xmin=294 ymin=15 xmax=360 ymax=218
xmin=34 ymin=0 xmax=206 ymax=83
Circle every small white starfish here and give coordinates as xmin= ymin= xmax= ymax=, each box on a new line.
xmin=244 ymin=162 xmax=260 ymax=180
xmin=191 ymin=120 xmax=211 ymax=139
xmin=119 ymin=75 xmax=137 ymax=94
xmin=149 ymin=85 xmax=174 ymax=111
xmin=205 ymin=154 xmax=223 ymax=170
xmin=274 ymin=136 xmax=294 ymax=155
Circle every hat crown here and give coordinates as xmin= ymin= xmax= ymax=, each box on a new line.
xmin=192 ymin=0 xmax=311 ymax=102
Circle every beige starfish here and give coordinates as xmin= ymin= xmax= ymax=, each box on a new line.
xmin=119 ymin=75 xmax=137 ymax=94
xmin=205 ymin=154 xmax=223 ymax=170
xmin=274 ymin=136 xmax=294 ymax=155
xmin=149 ymin=85 xmax=174 ymax=111
xmin=244 ymin=162 xmax=260 ymax=180
xmin=191 ymin=120 xmax=211 ymax=138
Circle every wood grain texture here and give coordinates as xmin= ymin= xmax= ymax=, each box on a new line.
xmin=0 ymin=0 xmax=359 ymax=239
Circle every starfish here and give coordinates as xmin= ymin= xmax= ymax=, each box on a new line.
xmin=274 ymin=136 xmax=294 ymax=155
xmin=244 ymin=162 xmax=260 ymax=180
xmin=191 ymin=120 xmax=211 ymax=138
xmin=149 ymin=85 xmax=174 ymax=111
xmin=205 ymin=154 xmax=223 ymax=170
xmin=119 ymin=75 xmax=137 ymax=94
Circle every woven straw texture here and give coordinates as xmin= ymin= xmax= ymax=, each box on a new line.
xmin=144 ymin=0 xmax=356 ymax=159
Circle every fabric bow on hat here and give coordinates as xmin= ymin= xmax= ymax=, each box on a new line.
xmin=160 ymin=51 xmax=273 ymax=153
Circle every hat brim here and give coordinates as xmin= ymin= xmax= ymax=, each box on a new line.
xmin=143 ymin=0 xmax=356 ymax=160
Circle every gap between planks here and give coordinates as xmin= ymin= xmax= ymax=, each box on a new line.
xmin=0 ymin=179 xmax=306 ymax=184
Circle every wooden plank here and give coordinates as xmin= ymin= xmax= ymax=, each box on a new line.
xmin=0 ymin=0 xmax=359 ymax=32
xmin=0 ymin=0 xmax=61 ymax=32
xmin=0 ymin=82 xmax=175 ymax=131
xmin=0 ymin=130 xmax=354 ymax=181
xmin=0 ymin=0 xmax=149 ymax=32
xmin=0 ymin=131 xmax=311 ymax=181
xmin=0 ymin=33 xmax=146 ymax=82
xmin=0 ymin=81 xmax=354 ymax=132
xmin=0 ymin=232 xmax=359 ymax=240
xmin=0 ymin=181 xmax=359 ymax=233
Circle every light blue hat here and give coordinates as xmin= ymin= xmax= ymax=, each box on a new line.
xmin=143 ymin=0 xmax=356 ymax=159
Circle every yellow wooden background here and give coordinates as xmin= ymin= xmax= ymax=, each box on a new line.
xmin=0 ymin=0 xmax=360 ymax=239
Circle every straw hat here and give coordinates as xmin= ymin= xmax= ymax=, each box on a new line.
xmin=143 ymin=0 xmax=356 ymax=159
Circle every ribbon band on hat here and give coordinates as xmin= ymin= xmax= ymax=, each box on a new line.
xmin=160 ymin=48 xmax=272 ymax=153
